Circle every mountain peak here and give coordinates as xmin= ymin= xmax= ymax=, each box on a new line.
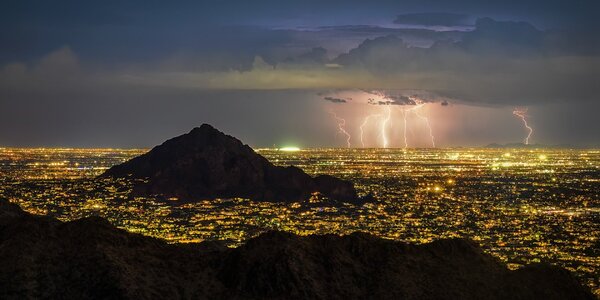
xmin=190 ymin=123 xmax=220 ymax=135
xmin=102 ymin=124 xmax=362 ymax=203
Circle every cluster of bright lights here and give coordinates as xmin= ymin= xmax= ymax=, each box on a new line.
xmin=279 ymin=147 xmax=301 ymax=152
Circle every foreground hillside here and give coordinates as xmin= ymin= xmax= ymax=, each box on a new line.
xmin=0 ymin=199 xmax=594 ymax=299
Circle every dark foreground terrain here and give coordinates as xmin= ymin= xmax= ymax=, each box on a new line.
xmin=0 ymin=199 xmax=594 ymax=300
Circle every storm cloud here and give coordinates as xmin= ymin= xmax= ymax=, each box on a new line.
xmin=323 ymin=96 xmax=349 ymax=103
xmin=1 ymin=1 xmax=599 ymax=147
xmin=2 ymin=18 xmax=598 ymax=107
xmin=394 ymin=13 xmax=473 ymax=27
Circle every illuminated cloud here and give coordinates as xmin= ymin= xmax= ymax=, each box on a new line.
xmin=0 ymin=1 xmax=599 ymax=146
xmin=2 ymin=16 xmax=598 ymax=108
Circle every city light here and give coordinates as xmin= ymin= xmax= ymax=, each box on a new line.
xmin=0 ymin=147 xmax=598 ymax=294
xmin=279 ymin=147 xmax=301 ymax=152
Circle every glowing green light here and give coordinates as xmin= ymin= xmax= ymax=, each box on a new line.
xmin=279 ymin=146 xmax=301 ymax=152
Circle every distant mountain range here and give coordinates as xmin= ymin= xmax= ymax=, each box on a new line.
xmin=0 ymin=198 xmax=593 ymax=299
xmin=102 ymin=124 xmax=364 ymax=203
xmin=484 ymin=142 xmax=583 ymax=149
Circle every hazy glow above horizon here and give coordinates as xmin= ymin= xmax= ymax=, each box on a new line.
xmin=279 ymin=146 xmax=301 ymax=152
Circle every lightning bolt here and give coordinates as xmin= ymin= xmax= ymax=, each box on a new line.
xmin=413 ymin=105 xmax=436 ymax=148
xmin=329 ymin=110 xmax=351 ymax=148
xmin=513 ymin=108 xmax=533 ymax=145
xmin=381 ymin=106 xmax=392 ymax=148
xmin=402 ymin=108 xmax=409 ymax=149
xmin=402 ymin=104 xmax=424 ymax=149
xmin=359 ymin=113 xmax=381 ymax=148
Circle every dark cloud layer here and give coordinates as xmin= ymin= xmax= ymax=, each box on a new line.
xmin=323 ymin=96 xmax=348 ymax=103
xmin=2 ymin=18 xmax=597 ymax=105
xmin=1 ymin=1 xmax=599 ymax=146
xmin=365 ymin=91 xmax=416 ymax=105
xmin=394 ymin=13 xmax=472 ymax=26
xmin=2 ymin=0 xmax=598 ymax=64
xmin=329 ymin=18 xmax=599 ymax=105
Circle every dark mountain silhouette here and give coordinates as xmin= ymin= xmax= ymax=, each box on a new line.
xmin=102 ymin=124 xmax=361 ymax=203
xmin=0 ymin=199 xmax=594 ymax=300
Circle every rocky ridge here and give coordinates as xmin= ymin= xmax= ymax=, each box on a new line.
xmin=0 ymin=199 xmax=594 ymax=300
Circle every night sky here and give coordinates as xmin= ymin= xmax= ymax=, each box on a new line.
xmin=1 ymin=0 xmax=598 ymax=148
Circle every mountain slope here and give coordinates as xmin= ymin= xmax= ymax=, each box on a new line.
xmin=102 ymin=124 xmax=360 ymax=203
